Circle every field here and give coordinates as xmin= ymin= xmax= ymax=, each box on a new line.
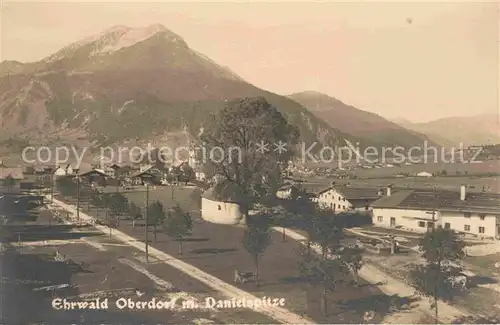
xmin=310 ymin=176 xmax=500 ymax=193
xmin=1 ymin=206 xmax=283 ymax=324
xmin=99 ymin=185 xmax=202 ymax=213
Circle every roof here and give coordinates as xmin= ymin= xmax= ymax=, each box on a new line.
xmin=0 ymin=167 xmax=24 ymax=180
xmin=297 ymin=183 xmax=330 ymax=194
xmin=334 ymin=186 xmax=385 ymax=200
xmin=78 ymin=169 xmax=107 ymax=177
xmin=371 ymin=190 xmax=414 ymax=209
xmin=202 ymin=182 xmax=243 ymax=204
xmin=371 ymin=188 xmax=500 ymax=214
xmin=129 ymin=170 xmax=155 ymax=179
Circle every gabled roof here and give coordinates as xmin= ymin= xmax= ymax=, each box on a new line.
xmin=334 ymin=186 xmax=385 ymax=200
xmin=129 ymin=170 xmax=155 ymax=179
xmin=78 ymin=169 xmax=107 ymax=177
xmin=371 ymin=190 xmax=414 ymax=209
xmin=371 ymin=188 xmax=500 ymax=214
xmin=0 ymin=167 xmax=24 ymax=180
xmin=202 ymin=182 xmax=243 ymax=204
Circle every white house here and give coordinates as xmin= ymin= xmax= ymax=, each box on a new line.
xmin=54 ymin=164 xmax=74 ymax=177
xmin=311 ymin=184 xmax=383 ymax=214
xmin=440 ymin=186 xmax=500 ymax=239
xmin=201 ymin=187 xmax=244 ymax=225
xmin=416 ymin=171 xmax=433 ymax=177
xmin=276 ymin=183 xmax=297 ymax=199
xmin=371 ymin=185 xmax=500 ymax=239
xmin=371 ymin=188 xmax=439 ymax=232
xmin=314 ymin=186 xmax=353 ymax=213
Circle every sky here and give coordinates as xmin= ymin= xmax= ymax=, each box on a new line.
xmin=0 ymin=1 xmax=498 ymax=122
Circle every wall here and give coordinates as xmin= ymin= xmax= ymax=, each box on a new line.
xmin=441 ymin=211 xmax=498 ymax=238
xmin=372 ymin=207 xmax=440 ymax=232
xmin=201 ymin=197 xmax=243 ymax=225
xmin=315 ymin=188 xmax=352 ymax=213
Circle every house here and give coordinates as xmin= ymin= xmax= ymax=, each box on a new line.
xmin=128 ymin=170 xmax=157 ymax=185
xmin=195 ymin=168 xmax=206 ymax=182
xmin=139 ymin=164 xmax=153 ymax=173
xmin=201 ymin=187 xmax=244 ymax=225
xmin=326 ymin=185 xmax=385 ymax=212
xmin=440 ymin=186 xmax=500 ymax=239
xmin=371 ymin=187 xmax=438 ymax=232
xmin=0 ymin=164 xmax=24 ymax=193
xmin=276 ymin=183 xmax=298 ymax=199
xmin=300 ymin=183 xmax=384 ymax=214
xmin=371 ymin=185 xmax=500 ymax=239
xmin=54 ymin=164 xmax=74 ymax=177
xmin=102 ymin=167 xmax=116 ymax=178
xmin=78 ymin=169 xmax=107 ymax=186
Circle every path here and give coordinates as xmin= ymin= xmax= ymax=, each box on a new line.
xmin=274 ymin=227 xmax=469 ymax=323
xmin=48 ymin=196 xmax=313 ymax=325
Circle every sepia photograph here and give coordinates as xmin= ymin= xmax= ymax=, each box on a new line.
xmin=0 ymin=1 xmax=499 ymax=324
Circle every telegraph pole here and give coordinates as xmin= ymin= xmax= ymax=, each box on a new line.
xmin=432 ymin=186 xmax=436 ymax=232
xmin=76 ymin=176 xmax=80 ymax=221
xmin=50 ymin=173 xmax=54 ymax=203
xmin=145 ymin=181 xmax=150 ymax=262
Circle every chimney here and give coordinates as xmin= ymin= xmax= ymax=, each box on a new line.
xmin=460 ymin=185 xmax=466 ymax=201
xmin=377 ymin=189 xmax=383 ymax=196
xmin=386 ymin=185 xmax=392 ymax=197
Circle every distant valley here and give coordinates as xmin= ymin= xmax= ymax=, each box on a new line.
xmin=400 ymin=114 xmax=500 ymax=147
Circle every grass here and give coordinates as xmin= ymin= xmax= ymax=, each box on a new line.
xmin=118 ymin=186 xmax=202 ymax=212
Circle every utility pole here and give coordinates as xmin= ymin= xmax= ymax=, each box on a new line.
xmin=50 ymin=173 xmax=54 ymax=204
xmin=76 ymin=176 xmax=80 ymax=221
xmin=145 ymin=180 xmax=150 ymax=262
xmin=432 ymin=186 xmax=437 ymax=232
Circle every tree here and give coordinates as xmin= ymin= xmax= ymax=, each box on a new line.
xmin=339 ymin=245 xmax=364 ymax=286
xmin=148 ymin=200 xmax=166 ymax=242
xmin=129 ymin=202 xmax=143 ymax=229
xmin=107 ymin=214 xmax=120 ymax=238
xmin=90 ymin=190 xmax=102 ymax=214
xmin=409 ymin=227 xmax=466 ymax=323
xmin=299 ymin=212 xmax=348 ymax=316
xmin=242 ymin=218 xmax=271 ymax=286
xmin=2 ymin=175 xmax=16 ymax=193
xmin=55 ymin=176 xmax=76 ymax=198
xmin=108 ymin=193 xmax=128 ymax=218
xmin=201 ymin=97 xmax=300 ymax=223
xmin=163 ymin=205 xmax=193 ymax=254
xmin=280 ymin=186 xmax=318 ymax=255
xmin=179 ymin=163 xmax=195 ymax=185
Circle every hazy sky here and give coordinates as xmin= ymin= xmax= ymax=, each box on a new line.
xmin=1 ymin=1 xmax=498 ymax=122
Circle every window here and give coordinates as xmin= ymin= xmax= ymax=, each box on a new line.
xmin=464 ymin=225 xmax=471 ymax=232
xmin=464 ymin=212 xmax=471 ymax=218
xmin=479 ymin=226 xmax=485 ymax=234
xmin=377 ymin=216 xmax=383 ymax=222
xmin=338 ymin=204 xmax=341 ymax=209
xmin=217 ymin=205 xmax=221 ymax=211
xmin=444 ymin=222 xmax=451 ymax=229
xmin=418 ymin=221 xmax=426 ymax=228
xmin=342 ymin=205 xmax=345 ymax=209
xmin=330 ymin=203 xmax=333 ymax=209
xmin=479 ymin=214 xmax=486 ymax=220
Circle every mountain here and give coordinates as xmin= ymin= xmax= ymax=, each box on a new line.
xmin=287 ymin=91 xmax=436 ymax=148
xmin=0 ymin=24 xmax=354 ymax=153
xmin=401 ymin=114 xmax=500 ymax=147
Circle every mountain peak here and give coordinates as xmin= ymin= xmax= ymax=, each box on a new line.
xmin=42 ymin=23 xmax=181 ymax=63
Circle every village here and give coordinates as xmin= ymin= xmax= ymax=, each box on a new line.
xmin=1 ymin=2 xmax=499 ymax=324
xmin=1 ymin=141 xmax=500 ymax=324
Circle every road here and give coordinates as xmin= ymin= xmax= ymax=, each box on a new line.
xmin=56 ymin=194 xmax=394 ymax=324
xmin=0 ymin=207 xmax=282 ymax=324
